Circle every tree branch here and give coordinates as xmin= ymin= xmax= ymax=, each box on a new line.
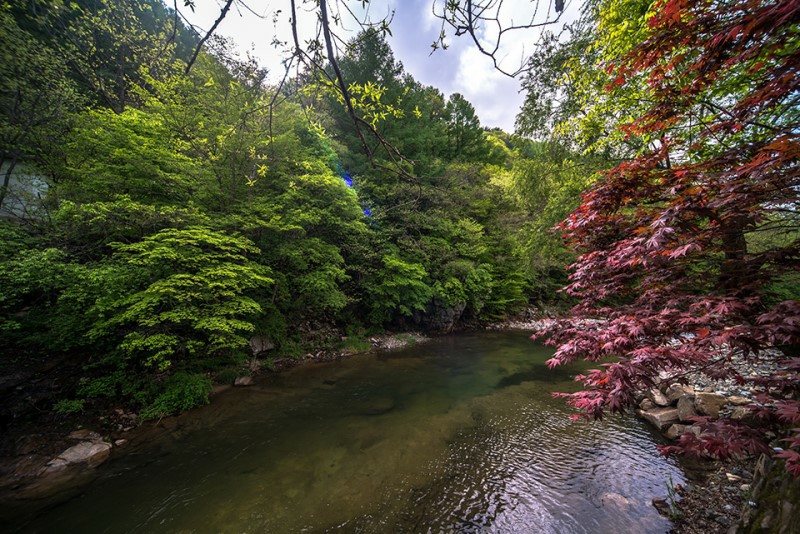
xmin=185 ymin=0 xmax=234 ymax=75
xmin=319 ymin=0 xmax=372 ymax=161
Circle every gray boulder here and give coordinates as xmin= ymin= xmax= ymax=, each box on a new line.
xmin=234 ymin=375 xmax=254 ymax=387
xmin=665 ymin=383 xmax=694 ymax=403
xmin=637 ymin=407 xmax=680 ymax=430
xmin=647 ymin=387 xmax=670 ymax=407
xmin=249 ymin=335 xmax=275 ymax=355
xmin=664 ymin=423 xmax=687 ymax=440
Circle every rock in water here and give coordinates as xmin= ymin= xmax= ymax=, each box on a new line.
xmin=601 ymin=492 xmax=631 ymax=509
xmin=234 ymin=376 xmax=254 ymax=387
xmin=652 ymin=498 xmax=672 ymax=517
xmin=358 ymin=397 xmax=395 ymax=416
xmin=43 ymin=441 xmax=112 ymax=473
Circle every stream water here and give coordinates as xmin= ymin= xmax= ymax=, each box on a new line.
xmin=20 ymin=331 xmax=683 ymax=532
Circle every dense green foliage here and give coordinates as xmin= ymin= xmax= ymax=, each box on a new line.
xmin=0 ymin=2 xmax=579 ymax=418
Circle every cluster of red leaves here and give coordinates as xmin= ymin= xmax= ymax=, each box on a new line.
xmin=537 ymin=0 xmax=800 ymax=474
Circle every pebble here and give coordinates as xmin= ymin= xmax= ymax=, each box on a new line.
xmin=731 ymin=467 xmax=752 ymax=479
xmin=678 ymin=348 xmax=785 ymax=404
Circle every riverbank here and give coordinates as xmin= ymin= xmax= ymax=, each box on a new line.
xmin=669 ymin=457 xmax=755 ymax=533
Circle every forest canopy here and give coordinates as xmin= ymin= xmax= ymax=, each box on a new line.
xmin=0 ymin=0 xmax=581 ymax=421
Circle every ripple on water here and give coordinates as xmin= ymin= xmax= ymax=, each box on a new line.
xmin=387 ymin=392 xmax=680 ymax=534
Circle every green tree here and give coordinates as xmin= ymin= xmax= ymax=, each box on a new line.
xmin=21 ymin=0 xmax=194 ymax=112
xmin=444 ymin=93 xmax=486 ymax=160
xmin=0 ymin=11 xmax=81 ymax=211
xmin=89 ymin=227 xmax=272 ymax=372
xmin=57 ymin=107 xmax=202 ymax=205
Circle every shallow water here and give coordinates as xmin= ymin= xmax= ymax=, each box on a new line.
xmin=22 ymin=331 xmax=683 ymax=532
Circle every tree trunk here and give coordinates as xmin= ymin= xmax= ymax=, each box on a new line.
xmin=0 ymin=152 xmax=19 ymax=211
xmin=719 ymin=215 xmax=754 ymax=293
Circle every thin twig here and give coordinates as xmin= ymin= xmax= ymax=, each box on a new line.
xmin=185 ymin=0 xmax=234 ymax=75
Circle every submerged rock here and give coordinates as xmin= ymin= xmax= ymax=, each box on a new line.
xmin=357 ymin=396 xmax=395 ymax=416
xmin=600 ymin=492 xmax=631 ymax=509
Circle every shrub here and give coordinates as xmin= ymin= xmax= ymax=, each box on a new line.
xmin=139 ymin=372 xmax=212 ymax=420
xmin=53 ymin=399 xmax=85 ymax=414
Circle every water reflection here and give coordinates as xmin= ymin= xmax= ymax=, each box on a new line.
xmin=19 ymin=332 xmax=682 ymax=533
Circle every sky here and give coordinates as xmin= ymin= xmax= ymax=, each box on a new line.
xmin=180 ymin=0 xmax=582 ymax=133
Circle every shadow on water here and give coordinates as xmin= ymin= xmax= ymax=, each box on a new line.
xmin=14 ymin=331 xmax=683 ymax=533
xmin=495 ymin=364 xmax=579 ymax=389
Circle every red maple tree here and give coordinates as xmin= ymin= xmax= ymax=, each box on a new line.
xmin=535 ymin=0 xmax=800 ymax=474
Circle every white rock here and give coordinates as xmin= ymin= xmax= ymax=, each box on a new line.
xmin=44 ymin=440 xmax=112 ymax=472
xmin=234 ymin=376 xmax=254 ymax=387
xmin=248 ymin=335 xmax=275 ymax=355
xmin=648 ymin=387 xmax=671 ymax=407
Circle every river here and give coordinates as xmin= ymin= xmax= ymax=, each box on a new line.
xmin=20 ymin=331 xmax=683 ymax=532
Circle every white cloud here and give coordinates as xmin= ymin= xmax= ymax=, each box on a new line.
xmin=454 ymin=46 xmax=500 ymax=97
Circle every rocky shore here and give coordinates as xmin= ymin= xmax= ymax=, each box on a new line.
xmin=634 ymin=348 xmax=798 ymax=534
xmin=488 ymin=316 xmax=799 ymax=533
